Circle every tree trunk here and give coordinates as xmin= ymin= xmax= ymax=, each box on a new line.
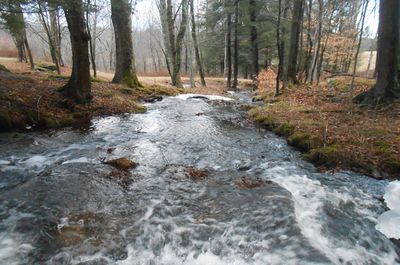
xmin=62 ymin=0 xmax=92 ymax=103
xmin=86 ymin=0 xmax=97 ymax=77
xmin=226 ymin=11 xmax=232 ymax=89
xmin=286 ymin=0 xmax=304 ymax=84
xmin=354 ymin=0 xmax=399 ymax=105
xmin=111 ymin=0 xmax=142 ymax=88
xmin=190 ymin=0 xmax=206 ymax=87
xmin=37 ymin=1 xmax=61 ymax=74
xmin=308 ymin=0 xmax=322 ymax=83
xmin=249 ymin=0 xmax=259 ymax=90
xmin=349 ymin=0 xmax=369 ymax=92
xmin=276 ymin=0 xmax=283 ymax=95
xmin=232 ymin=0 xmax=239 ymax=90
xmin=24 ymin=34 xmax=34 ymax=70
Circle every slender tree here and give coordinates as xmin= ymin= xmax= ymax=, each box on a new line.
xmin=190 ymin=0 xmax=206 ymax=87
xmin=354 ymin=0 xmax=399 ymax=105
xmin=232 ymin=0 xmax=239 ymax=90
xmin=157 ymin=0 xmax=189 ymax=88
xmin=111 ymin=0 xmax=142 ymax=88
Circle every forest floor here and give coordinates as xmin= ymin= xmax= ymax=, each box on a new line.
xmin=0 ymin=58 xmax=245 ymax=132
xmin=249 ymin=69 xmax=400 ymax=179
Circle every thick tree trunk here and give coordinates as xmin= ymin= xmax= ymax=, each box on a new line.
xmin=111 ymin=0 xmax=142 ymax=88
xmin=249 ymin=0 xmax=259 ymax=90
xmin=62 ymin=0 xmax=92 ymax=103
xmin=354 ymin=0 xmax=399 ymax=105
xmin=190 ymin=0 xmax=206 ymax=87
xmin=286 ymin=0 xmax=304 ymax=84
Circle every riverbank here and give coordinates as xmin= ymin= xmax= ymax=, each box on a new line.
xmin=249 ymin=73 xmax=400 ymax=179
xmin=0 ymin=64 xmax=184 ymax=132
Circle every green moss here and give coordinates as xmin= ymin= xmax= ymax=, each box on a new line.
xmin=128 ymin=105 xmax=147 ymax=114
xmin=303 ymin=145 xmax=341 ymax=167
xmin=123 ymin=71 xmax=143 ymax=88
xmin=91 ymin=77 xmax=106 ymax=83
xmin=328 ymin=78 xmax=348 ymax=92
xmin=274 ymin=123 xmax=295 ymax=137
xmin=0 ymin=109 xmax=12 ymax=131
xmin=0 ymin=64 xmax=10 ymax=72
xmin=119 ymin=87 xmax=135 ymax=95
xmin=374 ymin=140 xmax=392 ymax=155
xmin=39 ymin=117 xmax=58 ymax=128
xmin=385 ymin=158 xmax=400 ymax=174
xmin=288 ymin=133 xmax=323 ymax=152
xmin=138 ymin=85 xmax=181 ymax=96
xmin=58 ymin=115 xmax=75 ymax=127
xmin=362 ymin=129 xmax=388 ymax=138
xmin=47 ymin=74 xmax=69 ymax=81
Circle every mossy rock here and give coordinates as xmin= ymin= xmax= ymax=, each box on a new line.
xmin=129 ymin=105 xmax=147 ymax=114
xmin=384 ymin=158 xmax=400 ymax=175
xmin=303 ymin=145 xmax=342 ymax=167
xmin=0 ymin=109 xmax=12 ymax=131
xmin=274 ymin=123 xmax=295 ymax=137
xmin=287 ymin=133 xmax=323 ymax=152
xmin=0 ymin=64 xmax=10 ymax=73
xmin=248 ymin=108 xmax=277 ymax=129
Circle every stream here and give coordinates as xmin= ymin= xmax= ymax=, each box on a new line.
xmin=0 ymin=92 xmax=399 ymax=265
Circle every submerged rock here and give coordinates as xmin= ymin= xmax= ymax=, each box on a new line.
xmin=234 ymin=176 xmax=270 ymax=189
xmin=186 ymin=166 xmax=208 ymax=180
xmin=103 ymin=157 xmax=138 ymax=171
xmin=142 ymin=95 xmax=163 ymax=103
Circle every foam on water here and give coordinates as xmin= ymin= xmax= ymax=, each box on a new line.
xmin=175 ymin=94 xmax=234 ymax=101
xmin=377 ymin=181 xmax=400 ymax=239
xmin=0 ymin=234 xmax=33 ymax=265
xmin=267 ymin=166 xmax=398 ymax=265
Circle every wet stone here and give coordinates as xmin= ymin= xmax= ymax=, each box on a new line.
xmin=234 ymin=176 xmax=270 ymax=189
xmin=103 ymin=157 xmax=138 ymax=171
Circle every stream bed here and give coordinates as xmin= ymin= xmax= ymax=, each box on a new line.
xmin=0 ymin=93 xmax=399 ymax=264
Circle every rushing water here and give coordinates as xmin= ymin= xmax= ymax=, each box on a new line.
xmin=0 ymin=93 xmax=399 ymax=265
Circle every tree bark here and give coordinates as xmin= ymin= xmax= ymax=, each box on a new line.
xmin=354 ymin=0 xmax=399 ymax=105
xmin=37 ymin=1 xmax=61 ymax=74
xmin=62 ymin=0 xmax=92 ymax=103
xmin=276 ymin=0 xmax=283 ymax=95
xmin=190 ymin=0 xmax=206 ymax=87
xmin=308 ymin=0 xmax=322 ymax=83
xmin=232 ymin=0 xmax=239 ymax=90
xmin=249 ymin=0 xmax=259 ymax=90
xmin=286 ymin=0 xmax=304 ymax=84
xmin=111 ymin=0 xmax=142 ymax=88
xmin=225 ymin=10 xmax=232 ymax=89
